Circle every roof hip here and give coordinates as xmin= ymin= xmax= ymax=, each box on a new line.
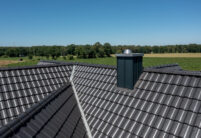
xmin=70 ymin=65 xmax=93 ymax=138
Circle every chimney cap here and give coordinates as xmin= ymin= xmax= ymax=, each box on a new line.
xmin=116 ymin=51 xmax=144 ymax=57
xmin=123 ymin=49 xmax=132 ymax=54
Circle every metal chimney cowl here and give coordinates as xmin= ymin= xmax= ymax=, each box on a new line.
xmin=116 ymin=49 xmax=144 ymax=89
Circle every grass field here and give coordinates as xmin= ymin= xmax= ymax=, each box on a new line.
xmin=0 ymin=53 xmax=201 ymax=71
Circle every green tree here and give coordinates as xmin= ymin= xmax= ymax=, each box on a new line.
xmin=49 ymin=46 xmax=60 ymax=59
xmin=88 ymin=47 xmax=96 ymax=58
xmin=75 ymin=46 xmax=83 ymax=58
xmin=97 ymin=47 xmax=105 ymax=57
xmin=103 ymin=43 xmax=112 ymax=57
xmin=93 ymin=42 xmax=102 ymax=53
xmin=6 ymin=48 xmax=18 ymax=57
xmin=0 ymin=47 xmax=6 ymax=56
xmin=67 ymin=44 xmax=76 ymax=55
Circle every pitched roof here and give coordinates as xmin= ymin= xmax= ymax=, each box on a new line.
xmin=41 ymin=60 xmax=201 ymax=137
xmin=0 ymin=64 xmax=72 ymax=127
xmin=0 ymin=83 xmax=88 ymax=138
xmin=1 ymin=60 xmax=201 ymax=138
xmin=133 ymin=69 xmax=201 ymax=137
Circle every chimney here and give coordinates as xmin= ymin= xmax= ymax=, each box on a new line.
xmin=116 ymin=49 xmax=144 ymax=89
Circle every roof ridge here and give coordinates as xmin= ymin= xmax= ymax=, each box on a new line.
xmin=144 ymin=68 xmax=201 ymax=77
xmin=146 ymin=63 xmax=180 ymax=69
xmin=0 ymin=63 xmax=73 ymax=71
xmin=39 ymin=60 xmax=75 ymax=65
xmin=74 ymin=62 xmax=116 ymax=69
xmin=40 ymin=60 xmax=117 ymax=69
xmin=0 ymin=83 xmax=71 ymax=137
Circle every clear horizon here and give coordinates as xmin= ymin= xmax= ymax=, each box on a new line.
xmin=1 ymin=43 xmax=201 ymax=47
xmin=0 ymin=0 xmax=201 ymax=46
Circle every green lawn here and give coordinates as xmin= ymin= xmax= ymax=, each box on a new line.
xmin=2 ymin=56 xmax=201 ymax=71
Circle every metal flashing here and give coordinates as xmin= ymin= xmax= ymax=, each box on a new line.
xmin=116 ymin=53 xmax=144 ymax=57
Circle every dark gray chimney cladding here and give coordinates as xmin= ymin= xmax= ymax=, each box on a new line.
xmin=116 ymin=50 xmax=144 ymax=89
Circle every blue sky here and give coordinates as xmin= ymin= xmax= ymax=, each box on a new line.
xmin=0 ymin=0 xmax=201 ymax=46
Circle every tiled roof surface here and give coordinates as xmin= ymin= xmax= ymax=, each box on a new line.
xmin=1 ymin=60 xmax=201 ymax=138
xmin=0 ymin=83 xmax=88 ymax=138
xmin=73 ymin=65 xmax=126 ymax=137
xmin=132 ymin=70 xmax=201 ymax=138
xmin=72 ymin=63 xmax=201 ymax=137
xmin=0 ymin=64 xmax=72 ymax=128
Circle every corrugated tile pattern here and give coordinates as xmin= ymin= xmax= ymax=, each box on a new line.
xmin=73 ymin=65 xmax=201 ymax=138
xmin=132 ymin=71 xmax=201 ymax=138
xmin=0 ymin=84 xmax=88 ymax=138
xmin=73 ymin=65 xmax=141 ymax=138
xmin=73 ymin=65 xmax=128 ymax=137
xmin=3 ymin=60 xmax=201 ymax=137
xmin=0 ymin=65 xmax=72 ymax=128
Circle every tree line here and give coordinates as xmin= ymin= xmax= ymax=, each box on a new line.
xmin=0 ymin=42 xmax=201 ymax=59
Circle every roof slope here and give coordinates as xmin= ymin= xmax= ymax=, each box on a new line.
xmin=72 ymin=64 xmax=127 ymax=137
xmin=0 ymin=64 xmax=72 ymax=128
xmin=131 ymin=69 xmax=201 ymax=138
xmin=72 ymin=64 xmax=201 ymax=138
xmin=0 ymin=83 xmax=88 ymax=138
xmin=2 ymin=60 xmax=201 ymax=138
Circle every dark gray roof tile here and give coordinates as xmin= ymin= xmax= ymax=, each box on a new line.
xmin=0 ymin=64 xmax=72 ymax=128
xmin=190 ymin=127 xmax=200 ymax=138
xmin=2 ymin=60 xmax=201 ymax=137
xmin=0 ymin=84 xmax=88 ymax=138
xmin=72 ymin=64 xmax=201 ymax=137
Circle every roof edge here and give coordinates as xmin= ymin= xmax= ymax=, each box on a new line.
xmin=144 ymin=68 xmax=201 ymax=77
xmin=0 ymin=83 xmax=71 ymax=137
xmin=0 ymin=63 xmax=73 ymax=71
xmin=74 ymin=62 xmax=116 ymax=69
xmin=40 ymin=60 xmax=117 ymax=69
xmin=145 ymin=63 xmax=180 ymax=69
xmin=39 ymin=60 xmax=75 ymax=65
